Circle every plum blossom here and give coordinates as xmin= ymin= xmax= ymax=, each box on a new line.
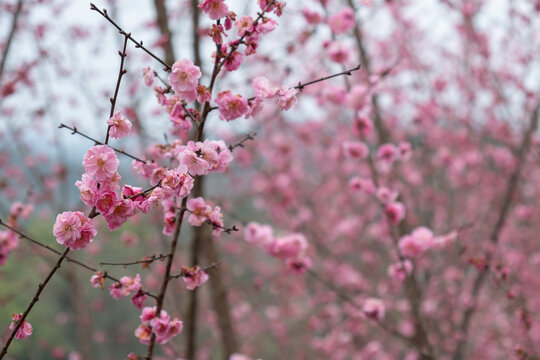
xmin=385 ymin=202 xmax=406 ymax=225
xmin=53 ymin=211 xmax=97 ymax=250
xmin=181 ymin=265 xmax=209 ymax=290
xmin=252 ymin=76 xmax=278 ymax=99
xmin=244 ymin=222 xmax=274 ymax=248
xmin=235 ymin=16 xmax=254 ymax=36
xmin=187 ymin=197 xmax=212 ymax=226
xmin=388 ymin=260 xmax=413 ymax=281
xmin=90 ymin=272 xmax=106 ymax=290
xmin=135 ymin=306 xmax=182 ymax=345
xmin=362 ymin=298 xmax=385 ymax=320
xmin=168 ymin=59 xmax=201 ymax=95
xmin=215 ymin=91 xmax=250 ymax=121
xmin=106 ymin=112 xmax=132 ymax=139
xmin=161 ymin=165 xmax=194 ymax=197
xmin=277 ymin=87 xmax=298 ymax=111
xmin=328 ymin=41 xmax=351 ymax=64
xmin=398 ymin=227 xmax=435 ymax=258
xmin=142 ymin=66 xmax=154 ymax=86
xmin=102 ymin=199 xmax=136 ymax=231
xmin=9 ymin=314 xmax=33 ymax=340
xmin=224 ymin=51 xmax=243 ymax=72
xmin=342 ymin=141 xmax=369 ymax=159
xmin=82 ymin=145 xmax=119 ymax=182
xmin=328 ymin=8 xmax=356 ymax=34
xmin=75 ymin=174 xmax=99 ymax=207
xmin=198 ymin=0 xmax=229 ymax=20
xmin=271 ymin=233 xmax=308 ymax=260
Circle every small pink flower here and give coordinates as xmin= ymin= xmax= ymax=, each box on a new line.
xmin=349 ymin=177 xmax=375 ymax=194
xmin=252 ymin=76 xmax=278 ymax=99
xmin=90 ymin=272 xmax=106 ymax=290
xmin=271 ymin=233 xmax=308 ymax=260
xmin=103 ymin=199 xmax=136 ymax=231
xmin=235 ymin=16 xmax=254 ymax=36
xmin=354 ymin=115 xmax=373 ymax=136
xmin=328 ymin=41 xmax=351 ymax=64
xmin=385 ymin=202 xmax=405 ymax=225
xmin=362 ymin=298 xmax=385 ymax=320
xmin=399 ymin=227 xmax=434 ymax=258
xmin=342 ymin=141 xmax=369 ymax=159
xmin=181 ymin=265 xmax=209 ymax=290
xmin=10 ymin=202 xmax=34 ymax=220
xmin=134 ymin=324 xmax=152 ymax=344
xmin=131 ymin=290 xmax=147 ymax=309
xmin=161 ymin=166 xmax=194 ymax=198
xmin=82 ymin=145 xmax=119 ymax=182
xmin=178 ymin=149 xmax=211 ymax=176
xmin=224 ymin=51 xmax=243 ymax=72
xmin=376 ymin=187 xmax=398 ymax=204
xmin=198 ymin=0 xmax=229 ymax=20
xmin=142 ymin=66 xmax=154 ymax=86
xmin=215 ymin=91 xmax=250 ymax=121
xmin=106 ymin=112 xmax=132 ymax=139
xmin=187 ymin=197 xmax=212 ymax=226
xmin=209 ymin=206 xmax=224 ymax=236
xmin=328 ymin=8 xmax=355 ymax=34
xmin=377 ymin=143 xmax=398 ymax=163
xmin=75 ymin=174 xmax=99 ymax=207
xmin=244 ymin=222 xmax=274 ymax=248
xmin=9 ymin=314 xmax=32 ymax=340
xmin=277 ymin=87 xmax=298 ymax=111
xmin=53 ymin=211 xmax=97 ymax=250
xmin=168 ymin=59 xmax=201 ymax=94
xmin=388 ymin=260 xmax=413 ymax=281
xmin=95 ymin=190 xmax=118 ymax=216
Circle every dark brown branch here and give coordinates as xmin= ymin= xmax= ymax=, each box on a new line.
xmin=0 ymin=248 xmax=70 ymax=359
xmin=145 ymin=201 xmax=188 ymax=359
xmin=89 ymin=3 xmax=172 ymax=71
xmin=152 ymin=0 xmax=176 ymax=66
xmin=0 ymin=0 xmax=22 ymax=84
xmin=105 ymin=33 xmax=130 ymax=144
xmin=228 ymin=132 xmax=257 ymax=151
xmin=58 ymin=123 xmax=148 ymax=164
xmin=453 ymin=105 xmax=540 ymax=360
xmin=0 ymin=219 xmax=157 ymax=300
xmin=170 ymin=262 xmax=221 ymax=280
xmin=100 ymin=253 xmax=169 ymax=267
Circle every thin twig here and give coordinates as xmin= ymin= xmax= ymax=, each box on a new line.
xmin=228 ymin=132 xmax=257 ymax=151
xmin=58 ymin=124 xmax=148 ymax=164
xmin=169 ymin=262 xmax=221 ymax=279
xmin=90 ymin=3 xmax=172 ymax=71
xmin=100 ymin=254 xmax=169 ymax=267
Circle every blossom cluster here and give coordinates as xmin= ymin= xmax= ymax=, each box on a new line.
xmin=244 ymin=222 xmax=311 ymax=273
xmin=134 ymin=306 xmax=183 ymax=345
xmin=181 ymin=265 xmax=209 ymax=290
xmin=9 ymin=314 xmax=33 ymax=340
xmin=186 ymin=197 xmax=225 ymax=236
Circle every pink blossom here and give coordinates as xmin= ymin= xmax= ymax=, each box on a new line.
xmin=387 ymin=260 xmax=413 ymax=281
xmin=142 ymin=66 xmax=154 ymax=86
xmin=187 ymin=197 xmax=212 ymax=226
xmin=287 ymin=255 xmax=312 ymax=274
xmin=328 ymin=8 xmax=356 ymax=34
xmin=215 ymin=91 xmax=250 ymax=121
xmin=256 ymin=18 xmax=277 ymax=34
xmin=197 ymin=84 xmax=212 ymax=103
xmin=328 ymin=41 xmax=351 ymax=64
xmin=376 ymin=187 xmax=398 ymax=204
xmin=377 ymin=143 xmax=398 ymax=163
xmin=244 ymin=222 xmax=274 ymax=248
xmin=82 ymin=145 xmax=119 ymax=182
xmin=302 ymin=9 xmax=323 ymax=24
xmin=134 ymin=324 xmax=152 ymax=344
xmin=198 ymin=0 xmax=229 ymax=20
xmin=385 ymin=202 xmax=406 ymax=225
xmin=342 ymin=141 xmax=369 ymax=159
xmin=354 ymin=115 xmax=373 ymax=136
xmin=131 ymin=290 xmax=147 ymax=309
xmin=398 ymin=227 xmax=434 ymax=258
xmin=277 ymin=87 xmax=298 ymax=111
xmin=235 ymin=16 xmax=254 ymax=36
xmin=181 ymin=265 xmax=209 ymax=290
xmin=168 ymin=59 xmax=201 ymax=94
xmin=95 ymin=190 xmax=117 ymax=216
xmin=252 ymin=76 xmax=278 ymax=99
xmin=161 ymin=166 xmax=194 ymax=198
xmin=178 ymin=149 xmax=211 ymax=176
xmin=349 ymin=177 xmax=375 ymax=194
xmin=9 ymin=314 xmax=33 ymax=340
xmin=102 ymin=199 xmax=135 ymax=231
xmin=90 ymin=272 xmax=105 ymax=290
xmin=53 ymin=211 xmax=97 ymax=250
xmin=271 ymin=233 xmax=308 ymax=260
xmin=362 ymin=298 xmax=385 ymax=320
xmin=75 ymin=174 xmax=99 ymax=207
xmin=10 ymin=202 xmax=34 ymax=220
xmin=224 ymin=51 xmax=243 ymax=71
xmin=106 ymin=112 xmax=132 ymax=139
